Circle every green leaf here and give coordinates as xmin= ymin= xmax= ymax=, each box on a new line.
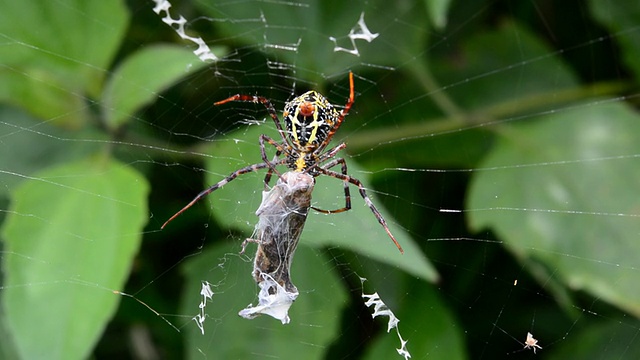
xmin=0 ymin=0 xmax=129 ymax=127
xmin=424 ymin=0 xmax=452 ymax=29
xmin=180 ymin=242 xmax=346 ymax=358
xmin=1 ymin=157 xmax=149 ymax=360
xmin=467 ymin=101 xmax=640 ymax=317
xmin=0 ymin=69 xmax=88 ymax=129
xmin=196 ymin=123 xmax=437 ymax=282
xmin=588 ymin=1 xmax=640 ymax=80
xmin=102 ymin=45 xmax=220 ymax=130
xmin=0 ymin=307 xmax=20 ymax=360
xmin=0 ymin=107 xmax=103 ymax=196
xmin=432 ymin=20 xmax=578 ymax=110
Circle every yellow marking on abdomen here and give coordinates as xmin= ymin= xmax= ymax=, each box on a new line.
xmin=295 ymin=155 xmax=306 ymax=171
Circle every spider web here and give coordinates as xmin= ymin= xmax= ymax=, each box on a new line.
xmin=1 ymin=0 xmax=640 ymax=359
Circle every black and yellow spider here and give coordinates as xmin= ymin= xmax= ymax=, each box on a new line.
xmin=162 ymin=72 xmax=404 ymax=254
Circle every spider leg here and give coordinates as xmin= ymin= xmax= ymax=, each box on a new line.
xmin=316 ymin=72 xmax=354 ymax=153
xmin=314 ymin=164 xmax=404 ymax=254
xmin=215 ymin=95 xmax=294 ymax=188
xmin=263 ymin=150 xmax=282 ymax=190
xmin=259 ymin=134 xmax=290 ymax=188
xmin=215 ymin=95 xmax=289 ymax=146
xmin=308 ymin=142 xmax=348 ymax=212
xmin=314 ymin=142 xmax=347 ymax=164
xmin=161 ymin=162 xmax=271 ymax=229
xmin=240 ymin=237 xmax=262 ymax=254
xmin=310 ymin=157 xmax=351 ymax=214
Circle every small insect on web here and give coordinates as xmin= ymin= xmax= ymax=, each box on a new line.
xmin=523 ymin=332 xmax=542 ymax=354
xmin=161 ymin=71 xmax=404 ymax=254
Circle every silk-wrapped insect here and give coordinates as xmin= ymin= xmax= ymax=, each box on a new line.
xmin=239 ymin=171 xmax=314 ymax=324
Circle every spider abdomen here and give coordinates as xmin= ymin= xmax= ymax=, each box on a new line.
xmin=284 ymin=90 xmax=339 ymax=150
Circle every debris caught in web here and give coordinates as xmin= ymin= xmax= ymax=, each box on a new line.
xmin=151 ymin=0 xmax=218 ymax=62
xmin=239 ymin=171 xmax=315 ymax=323
xmin=330 ymin=12 xmax=379 ymax=56
xmin=239 ymin=273 xmax=299 ymax=324
xmin=194 ymin=281 xmax=214 ymax=335
xmin=361 ymin=278 xmax=411 ymax=359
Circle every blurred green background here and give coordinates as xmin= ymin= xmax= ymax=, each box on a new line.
xmin=1 ymin=0 xmax=640 ymax=359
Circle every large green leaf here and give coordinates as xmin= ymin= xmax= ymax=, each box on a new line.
xmin=102 ymin=45 xmax=220 ymax=130
xmin=180 ymin=241 xmax=346 ymax=358
xmin=468 ymin=101 xmax=640 ymax=317
xmin=588 ymin=1 xmax=640 ymax=80
xmin=431 ymin=20 xmax=578 ymax=111
xmin=0 ymin=107 xmax=102 ymax=196
xmin=0 ymin=0 xmax=129 ymax=127
xmin=1 ymin=157 xmax=149 ymax=360
xmin=194 ymin=123 xmax=437 ymax=281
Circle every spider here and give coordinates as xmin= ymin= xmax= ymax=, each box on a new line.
xmin=161 ymin=72 xmax=404 ymax=254
xmin=524 ymin=332 xmax=542 ymax=354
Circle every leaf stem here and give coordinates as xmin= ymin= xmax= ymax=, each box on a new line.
xmin=346 ymin=80 xmax=630 ymax=152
